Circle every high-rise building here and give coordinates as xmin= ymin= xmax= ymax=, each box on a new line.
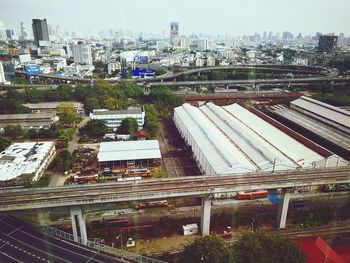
xmin=180 ymin=36 xmax=190 ymax=49
xmin=72 ymin=42 xmax=92 ymax=65
xmin=20 ymin=22 xmax=29 ymax=40
xmin=315 ymin=32 xmax=322 ymax=41
xmin=268 ymin=31 xmax=273 ymax=40
xmin=0 ymin=62 xmax=6 ymax=84
xmin=170 ymin=22 xmax=179 ymax=45
xmin=0 ymin=22 xmax=6 ymax=41
xmin=263 ymin=31 xmax=267 ymax=40
xmin=6 ymin=30 xmax=14 ymax=40
xmin=32 ymin=19 xmax=50 ymax=46
xmin=318 ymin=35 xmax=338 ymax=54
xmin=282 ymin=31 xmax=294 ymax=40
xmin=339 ymin=33 xmax=345 ymax=44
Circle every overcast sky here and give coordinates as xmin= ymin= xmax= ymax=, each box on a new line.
xmin=1 ymin=0 xmax=349 ymax=37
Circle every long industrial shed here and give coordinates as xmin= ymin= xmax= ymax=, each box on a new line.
xmin=290 ymin=96 xmax=350 ymax=134
xmin=174 ymin=103 xmax=348 ymax=175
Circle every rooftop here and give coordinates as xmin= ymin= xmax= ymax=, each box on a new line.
xmin=98 ymin=140 xmax=161 ymax=162
xmin=0 ymin=112 xmax=56 ymax=121
xmin=174 ymin=103 xmax=345 ymax=175
xmin=0 ymin=141 xmax=55 ymax=182
xmin=270 ymin=105 xmax=350 ymax=152
xmin=23 ymin=101 xmax=83 ymax=109
xmin=291 ymin=96 xmax=350 ymax=130
xmin=92 ymin=107 xmax=143 ymax=116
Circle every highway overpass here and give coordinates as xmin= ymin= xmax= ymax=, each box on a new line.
xmin=145 ymin=76 xmax=350 ymax=88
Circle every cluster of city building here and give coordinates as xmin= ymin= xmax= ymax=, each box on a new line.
xmin=1 ymin=19 xmax=350 ymax=84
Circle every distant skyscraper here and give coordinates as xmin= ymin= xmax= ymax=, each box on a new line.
xmin=315 ymin=32 xmax=322 ymax=41
xmin=318 ymin=35 xmax=338 ymax=54
xmin=5 ymin=30 xmax=14 ymax=40
xmin=263 ymin=31 xmax=267 ymax=40
xmin=0 ymin=62 xmax=6 ymax=84
xmin=268 ymin=31 xmax=273 ymax=40
xmin=20 ymin=22 xmax=28 ymax=40
xmin=170 ymin=22 xmax=179 ymax=45
xmin=0 ymin=22 xmax=6 ymax=41
xmin=32 ymin=19 xmax=50 ymax=46
xmin=180 ymin=36 xmax=190 ymax=49
xmin=339 ymin=33 xmax=345 ymax=44
xmin=72 ymin=42 xmax=92 ymax=65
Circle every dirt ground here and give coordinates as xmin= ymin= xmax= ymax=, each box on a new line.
xmin=158 ymin=118 xmax=201 ymax=177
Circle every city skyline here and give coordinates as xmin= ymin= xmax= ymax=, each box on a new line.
xmin=1 ymin=0 xmax=350 ymax=37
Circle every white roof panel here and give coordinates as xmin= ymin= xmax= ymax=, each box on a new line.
xmin=98 ymin=140 xmax=161 ymax=162
xmin=0 ymin=141 xmax=54 ymax=181
xmin=223 ymin=104 xmax=324 ymax=167
xmin=291 ymin=96 xmax=350 ymax=129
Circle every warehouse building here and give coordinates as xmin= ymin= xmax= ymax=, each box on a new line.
xmin=174 ymin=103 xmax=347 ymax=175
xmin=290 ymin=96 xmax=350 ymax=134
xmin=0 ymin=112 xmax=59 ymax=130
xmin=97 ymin=140 xmax=161 ymax=168
xmin=269 ymin=104 xmax=350 ymax=159
xmin=89 ymin=106 xmax=145 ymax=131
xmin=0 ymin=141 xmax=56 ymax=184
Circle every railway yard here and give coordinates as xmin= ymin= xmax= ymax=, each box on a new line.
xmin=1 ymin=90 xmax=350 ymax=260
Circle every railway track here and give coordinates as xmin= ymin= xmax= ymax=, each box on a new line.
xmin=0 ymin=166 xmax=349 ymax=210
xmin=275 ymin=224 xmax=350 ymax=238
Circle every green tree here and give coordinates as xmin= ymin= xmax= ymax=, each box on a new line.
xmin=231 ymin=233 xmax=306 ymax=263
xmin=144 ymin=104 xmax=159 ymax=138
xmin=56 ymin=84 xmax=73 ymax=101
xmin=13 ymin=76 xmax=29 ymax=85
xmin=84 ymin=97 xmax=100 ymax=113
xmin=25 ymin=88 xmax=45 ymax=103
xmin=148 ymin=86 xmax=184 ymax=113
xmin=0 ymin=136 xmax=11 ymax=152
xmin=181 ymin=235 xmax=229 ymax=263
xmin=117 ymin=81 xmax=143 ymax=99
xmin=3 ymin=125 xmax=23 ymax=139
xmin=79 ymin=119 xmax=108 ymax=138
xmin=51 ymin=150 xmax=74 ymax=172
xmin=118 ymin=117 xmax=139 ymax=135
xmin=100 ymin=95 xmax=117 ymax=110
xmin=57 ymin=102 xmax=82 ymax=125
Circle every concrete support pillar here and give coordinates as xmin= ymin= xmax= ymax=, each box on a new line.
xmin=70 ymin=206 xmax=88 ymax=245
xmin=200 ymin=198 xmax=211 ymax=236
xmin=276 ymin=190 xmax=290 ymax=229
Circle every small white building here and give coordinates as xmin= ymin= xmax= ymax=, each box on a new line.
xmin=98 ymin=140 xmax=161 ymax=168
xmin=0 ymin=141 xmax=56 ymax=183
xmin=90 ymin=106 xmax=145 ymax=131
xmin=182 ymin=223 xmax=199 ymax=236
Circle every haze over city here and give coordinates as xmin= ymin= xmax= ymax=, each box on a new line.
xmin=1 ymin=1 xmax=350 ymax=262
xmin=1 ymin=0 xmax=350 ymax=36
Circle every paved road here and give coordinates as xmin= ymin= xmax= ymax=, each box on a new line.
xmin=68 ymin=116 xmax=89 ymax=154
xmin=0 ymin=215 xmax=125 ymax=263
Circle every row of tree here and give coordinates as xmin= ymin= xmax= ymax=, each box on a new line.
xmin=180 ymin=233 xmax=306 ymax=263
xmin=2 ymin=81 xmax=184 ymax=116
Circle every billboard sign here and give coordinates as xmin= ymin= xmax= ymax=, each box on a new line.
xmin=25 ymin=65 xmax=41 ymax=75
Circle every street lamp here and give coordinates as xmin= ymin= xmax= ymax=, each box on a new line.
xmin=116 ymin=233 xmax=123 ymax=249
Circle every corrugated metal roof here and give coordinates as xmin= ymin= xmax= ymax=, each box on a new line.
xmin=291 ymin=96 xmax=350 ymax=129
xmin=201 ymin=103 xmax=297 ymax=170
xmin=175 ymin=104 xmax=257 ymax=174
xmin=98 ymin=140 xmax=161 ymax=162
xmin=174 ymin=103 xmax=331 ymax=175
xmin=272 ymin=107 xmax=350 ymax=151
xmin=0 ymin=113 xmax=55 ymax=120
xmin=224 ymin=104 xmax=324 ymax=168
